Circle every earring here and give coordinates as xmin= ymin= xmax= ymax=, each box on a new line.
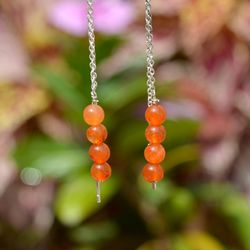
xmin=83 ymin=0 xmax=111 ymax=204
xmin=142 ymin=0 xmax=166 ymax=189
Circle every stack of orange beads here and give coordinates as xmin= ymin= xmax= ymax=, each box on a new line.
xmin=83 ymin=104 xmax=112 ymax=194
xmin=143 ymin=104 xmax=166 ymax=188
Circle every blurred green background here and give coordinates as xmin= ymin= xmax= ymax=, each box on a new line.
xmin=1 ymin=0 xmax=250 ymax=249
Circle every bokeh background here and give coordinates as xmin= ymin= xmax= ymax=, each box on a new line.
xmin=1 ymin=0 xmax=250 ymax=249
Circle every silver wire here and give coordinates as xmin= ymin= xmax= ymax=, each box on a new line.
xmin=152 ymin=181 xmax=157 ymax=190
xmin=87 ymin=0 xmax=98 ymax=104
xmin=145 ymin=0 xmax=159 ymax=106
xmin=96 ymin=181 xmax=101 ymax=204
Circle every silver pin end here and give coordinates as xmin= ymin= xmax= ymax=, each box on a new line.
xmin=152 ymin=181 xmax=157 ymax=190
xmin=96 ymin=181 xmax=101 ymax=204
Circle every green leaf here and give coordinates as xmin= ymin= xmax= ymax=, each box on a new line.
xmin=172 ymin=235 xmax=192 ymax=250
xmin=99 ymin=79 xmax=174 ymax=112
xmin=117 ymin=121 xmax=146 ymax=154
xmin=70 ymin=221 xmax=119 ymax=244
xmin=164 ymin=144 xmax=199 ymax=171
xmin=194 ymin=183 xmax=250 ymax=249
xmin=139 ymin=180 xmax=195 ymax=227
xmin=55 ymin=175 xmax=119 ymax=226
xmin=138 ymin=232 xmax=224 ymax=250
xmin=139 ymin=179 xmax=173 ymax=205
xmin=183 ymin=231 xmax=225 ymax=250
xmin=165 ymin=119 xmax=200 ymax=149
xmin=64 ymin=37 xmax=121 ymax=80
xmin=13 ymin=135 xmax=87 ymax=179
xmin=165 ymin=188 xmax=195 ymax=226
xmin=33 ymin=65 xmax=86 ymax=111
xmin=100 ymin=79 xmax=147 ymax=110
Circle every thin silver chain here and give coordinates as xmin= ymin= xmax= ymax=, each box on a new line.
xmin=87 ymin=0 xmax=98 ymax=104
xmin=145 ymin=0 xmax=159 ymax=106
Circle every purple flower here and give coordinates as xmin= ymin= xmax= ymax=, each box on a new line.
xmin=49 ymin=0 xmax=135 ymax=36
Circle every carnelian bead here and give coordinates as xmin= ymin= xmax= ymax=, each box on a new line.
xmin=91 ymin=162 xmax=112 ymax=182
xmin=89 ymin=143 xmax=110 ymax=164
xmin=142 ymin=164 xmax=164 ymax=182
xmin=144 ymin=144 xmax=165 ymax=164
xmin=145 ymin=125 xmax=166 ymax=143
xmin=145 ymin=104 xmax=166 ymax=125
xmin=86 ymin=124 xmax=108 ymax=144
xmin=83 ymin=104 xmax=105 ymax=126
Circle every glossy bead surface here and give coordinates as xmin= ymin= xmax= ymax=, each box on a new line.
xmin=83 ymin=104 xmax=105 ymax=126
xmin=91 ymin=163 xmax=112 ymax=182
xmin=86 ymin=124 xmax=108 ymax=144
xmin=145 ymin=104 xmax=166 ymax=125
xmin=145 ymin=125 xmax=166 ymax=143
xmin=89 ymin=143 xmax=110 ymax=164
xmin=142 ymin=164 xmax=164 ymax=182
xmin=144 ymin=144 xmax=166 ymax=164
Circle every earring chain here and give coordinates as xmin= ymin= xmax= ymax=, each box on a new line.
xmin=88 ymin=0 xmax=158 ymax=106
xmin=145 ymin=0 xmax=159 ymax=106
xmin=87 ymin=0 xmax=98 ymax=104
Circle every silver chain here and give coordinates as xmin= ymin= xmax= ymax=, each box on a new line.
xmin=87 ymin=0 xmax=98 ymax=104
xmin=87 ymin=0 xmax=158 ymax=106
xmin=145 ymin=0 xmax=159 ymax=106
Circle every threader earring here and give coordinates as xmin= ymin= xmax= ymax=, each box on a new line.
xmin=142 ymin=0 xmax=167 ymax=189
xmin=83 ymin=0 xmax=111 ymax=204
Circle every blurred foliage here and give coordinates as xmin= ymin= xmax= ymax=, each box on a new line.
xmin=1 ymin=0 xmax=250 ymax=250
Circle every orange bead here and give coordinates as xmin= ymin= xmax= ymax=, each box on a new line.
xmin=86 ymin=124 xmax=108 ymax=144
xmin=91 ymin=162 xmax=112 ymax=182
xmin=145 ymin=104 xmax=166 ymax=125
xmin=89 ymin=143 xmax=110 ymax=164
xmin=142 ymin=164 xmax=164 ymax=183
xmin=83 ymin=104 xmax=105 ymax=126
xmin=145 ymin=125 xmax=166 ymax=143
xmin=144 ymin=144 xmax=165 ymax=164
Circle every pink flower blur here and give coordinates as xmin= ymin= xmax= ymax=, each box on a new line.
xmin=49 ymin=0 xmax=135 ymax=36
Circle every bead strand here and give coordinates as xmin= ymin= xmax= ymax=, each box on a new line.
xmin=143 ymin=104 xmax=166 ymax=189
xmin=83 ymin=104 xmax=111 ymax=203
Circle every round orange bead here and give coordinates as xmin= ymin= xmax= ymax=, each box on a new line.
xmin=83 ymin=104 xmax=105 ymax=126
xmin=91 ymin=162 xmax=112 ymax=182
xmin=145 ymin=104 xmax=166 ymax=125
xmin=86 ymin=124 xmax=108 ymax=144
xmin=145 ymin=125 xmax=166 ymax=143
xmin=89 ymin=143 xmax=110 ymax=164
xmin=142 ymin=164 xmax=164 ymax=183
xmin=144 ymin=144 xmax=166 ymax=164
